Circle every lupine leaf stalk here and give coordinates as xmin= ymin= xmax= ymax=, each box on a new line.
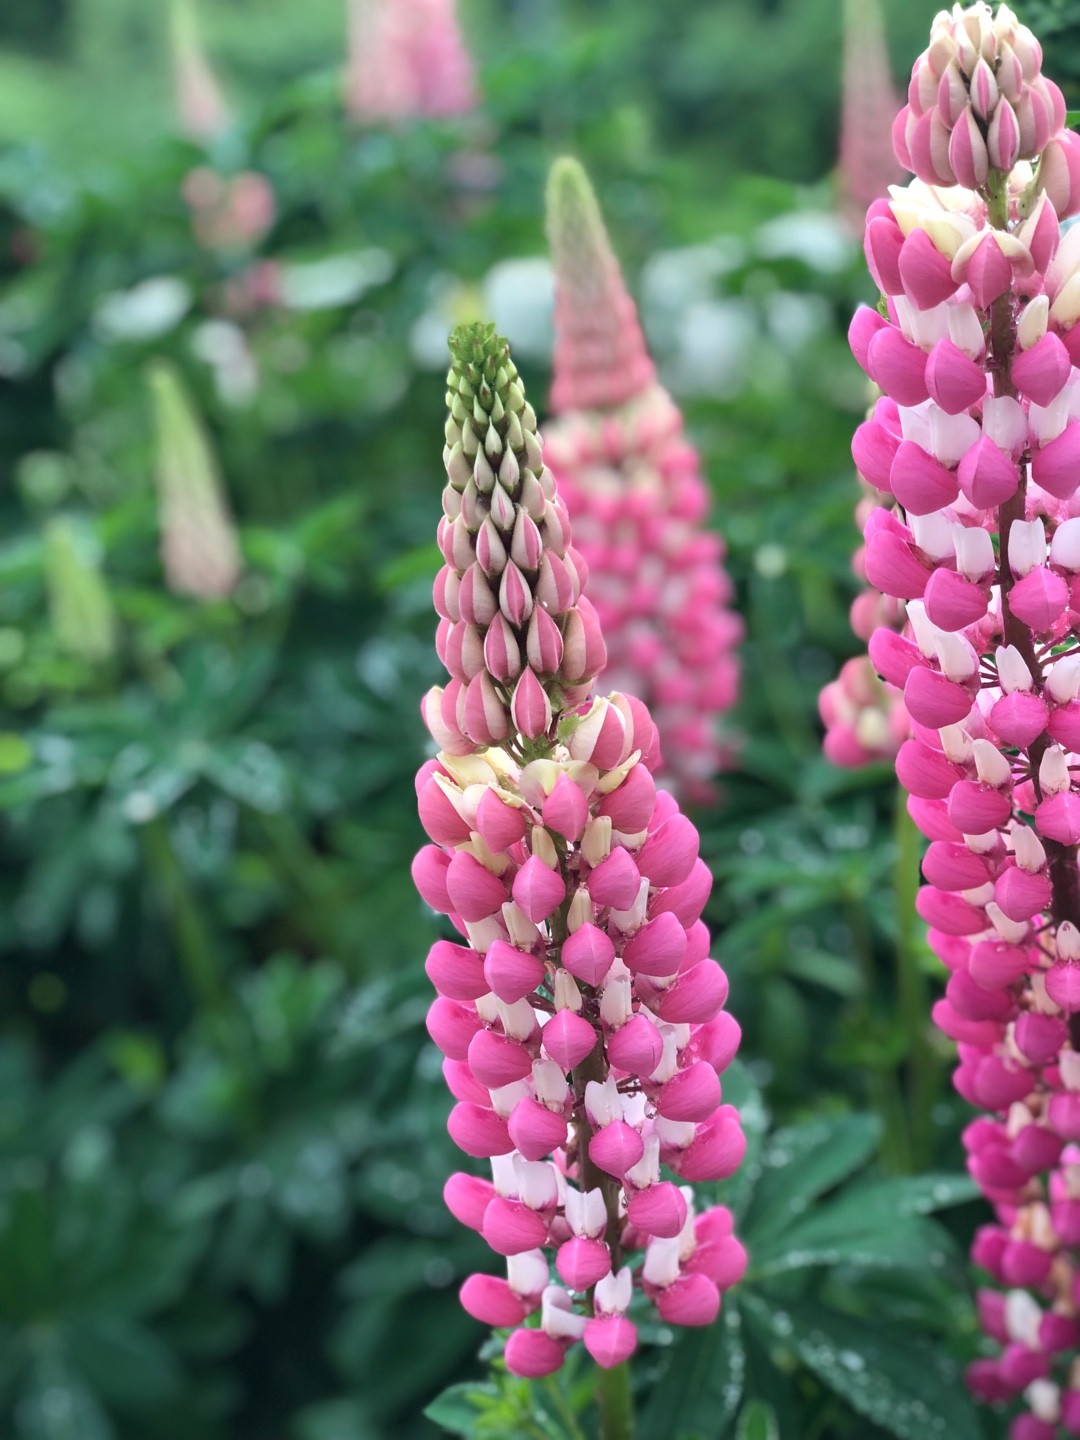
xmin=542 ymin=159 xmax=742 ymax=803
xmin=852 ymin=5 xmax=1080 ymax=1434
xmin=344 ymin=0 xmax=477 ymax=124
xmin=414 ymin=324 xmax=747 ymax=1389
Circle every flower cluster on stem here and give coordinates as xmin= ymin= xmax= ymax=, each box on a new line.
xmin=415 ymin=323 xmax=746 ymax=1379
xmin=542 ymin=158 xmax=742 ymax=803
xmin=852 ymin=5 xmax=1080 ymax=1433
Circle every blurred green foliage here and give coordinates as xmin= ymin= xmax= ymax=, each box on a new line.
xmin=0 ymin=0 xmax=1044 ymax=1435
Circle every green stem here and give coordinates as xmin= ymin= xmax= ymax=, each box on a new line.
xmin=596 ymin=1363 xmax=634 ymax=1440
xmin=542 ymin=1376 xmax=589 ymax=1440
xmin=140 ymin=814 xmax=225 ymax=1011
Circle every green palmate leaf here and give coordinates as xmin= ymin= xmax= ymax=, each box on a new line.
xmin=422 ymin=1383 xmax=500 ymax=1437
xmin=750 ymin=1211 xmax=961 ymax=1280
xmin=637 ymin=1299 xmax=744 ymax=1440
xmin=741 ymin=1295 xmax=982 ymax=1440
xmin=741 ymin=1113 xmax=881 ymax=1244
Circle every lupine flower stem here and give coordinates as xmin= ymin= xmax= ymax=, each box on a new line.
xmin=596 ymin=1362 xmax=634 ymax=1440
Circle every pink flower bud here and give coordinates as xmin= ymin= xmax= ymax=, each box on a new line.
xmin=657 ymin=1061 xmax=723 ymax=1122
xmin=623 ymin=913 xmax=688 ymax=978
xmin=626 ymin=1181 xmax=687 ymax=1239
xmin=542 ymin=774 xmax=588 ymax=842
xmin=654 ymin=1273 xmax=721 ymax=1327
xmin=597 ymin=763 xmax=657 ymax=832
xmin=915 ymin=887 xmax=987 ymax=936
xmin=560 ymin=596 xmax=607 ymax=684
xmin=447 ymin=1102 xmax=513 ymax=1157
xmin=1045 ymin=960 xmax=1080 ymax=1011
xmin=924 ymin=569 xmax=989 ymax=630
xmin=864 ymin=529 xmax=931 ymax=599
xmin=560 ymin=924 xmax=615 ymax=987
xmin=868 ymin=629 xmax=925 ymax=687
xmin=1035 ymin=792 xmax=1080 ymax=847
xmin=460 ymin=1273 xmax=532 ymax=1327
xmin=671 ymin=1107 xmax=745 ymax=1181
xmin=1031 ymin=421 xmax=1080 ymax=501
xmin=483 ymin=1197 xmax=550 ymax=1256
xmin=866 ymin=326 xmax=931 ymax=405
xmin=1012 ymin=331 xmax=1072 ymax=405
xmin=852 ymin=417 xmax=901 ymax=491
xmin=504 ymin=1328 xmax=567 ymax=1378
xmin=994 ymin=865 xmax=1052 ymax=922
xmin=412 ymin=844 xmax=454 ymax=912
xmin=512 ymin=855 xmax=566 ymax=924
xmin=556 ymin=1236 xmax=612 ymax=1291
xmin=444 ymin=1172 xmax=497 ymax=1231
xmin=484 ymin=940 xmax=545 ymax=1004
xmin=1008 ymin=567 xmax=1069 ymax=632
xmin=464 ymin=671 xmax=511 ymax=744
xmin=865 ymin=214 xmax=905 ymax=295
xmin=636 ymin=815 xmax=700 ymax=891
xmin=903 ymin=667 xmax=973 ymax=727
xmin=946 ymin=971 xmax=1014 ymax=1023
xmin=989 ymin=691 xmax=1049 ymax=749
xmin=583 ymin=1315 xmax=637 ymax=1369
xmin=607 ymin=1014 xmax=664 ymax=1075
xmin=475 ymin=788 xmax=528 ymax=853
xmin=652 ymin=959 xmax=729 ymax=1023
xmin=962 ymin=233 xmax=1014 ymax=310
xmin=923 ymin=842 xmax=992 ymax=894
xmin=468 ymin=1028 xmax=535 ymax=1088
xmin=589 ymin=1121 xmax=645 ymax=1177
xmin=1001 ymin=1240 xmax=1054 ymax=1288
xmin=427 ymin=997 xmax=484 ymax=1060
xmin=1014 ymin=1011 xmax=1067 ymax=1065
xmin=957 ymin=435 xmax=1020 ymax=508
xmin=849 ymin=305 xmax=889 ymax=373
xmin=446 ymin=850 xmax=510 ymax=922
xmin=925 ymin=338 xmax=986 ymax=413
xmin=649 ymin=858 xmax=713 ymax=927
xmin=587 ymin=847 xmax=642 ymax=909
xmin=899 ymin=229 xmax=959 ymax=309
xmin=948 ymin=780 xmax=1012 ymax=833
xmin=426 ymin=939 xmax=490 ymax=1001
xmin=541 ymin=1009 xmax=597 ymax=1070
xmin=1011 ymin=1124 xmax=1062 ymax=1175
xmin=510 ymin=669 xmax=553 ymax=738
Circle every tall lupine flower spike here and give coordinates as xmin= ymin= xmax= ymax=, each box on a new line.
xmin=838 ymin=0 xmax=906 ymax=230
xmin=149 ymin=362 xmax=241 ymax=600
xmin=169 ymin=0 xmax=230 ymax=143
xmin=416 ymin=323 xmax=747 ymax=1380
xmin=542 ymin=159 xmax=742 ymax=802
xmin=344 ymin=0 xmax=477 ymax=124
xmin=853 ymin=5 xmax=1080 ymax=1432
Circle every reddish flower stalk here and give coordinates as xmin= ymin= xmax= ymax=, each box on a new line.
xmin=543 ymin=159 xmax=741 ymax=803
xmin=852 ymin=4 xmax=1080 ymax=1433
xmin=415 ymin=324 xmax=746 ymax=1378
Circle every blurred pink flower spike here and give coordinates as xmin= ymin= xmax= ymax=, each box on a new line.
xmin=415 ymin=322 xmax=747 ymax=1378
xmin=170 ymin=0 xmax=231 ymax=142
xmin=838 ymin=0 xmax=905 ymax=229
xmin=543 ymin=158 xmax=742 ymax=803
xmin=345 ymin=0 xmax=478 ymax=123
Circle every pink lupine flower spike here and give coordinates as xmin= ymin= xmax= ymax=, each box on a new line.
xmin=416 ymin=323 xmax=746 ymax=1381
xmin=543 ymin=159 xmax=742 ymax=803
xmin=854 ymin=4 xmax=1080 ymax=1431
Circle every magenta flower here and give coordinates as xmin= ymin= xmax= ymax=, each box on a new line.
xmin=854 ymin=3 xmax=1080 ymax=1428
xmin=344 ymin=0 xmax=477 ymax=124
xmin=415 ymin=324 xmax=746 ymax=1377
xmin=542 ymin=159 xmax=742 ymax=803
